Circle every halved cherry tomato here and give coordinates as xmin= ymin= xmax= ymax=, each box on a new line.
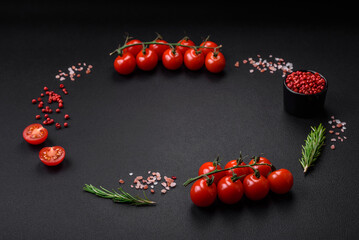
xmin=162 ymin=48 xmax=183 ymax=70
xmin=205 ymin=51 xmax=226 ymax=73
xmin=199 ymin=40 xmax=218 ymax=56
xmin=23 ymin=123 xmax=48 ymax=145
xmin=149 ymin=39 xmax=170 ymax=60
xmin=39 ymin=146 xmax=65 ymax=166
xmin=190 ymin=178 xmax=217 ymax=207
xmin=176 ymin=37 xmax=195 ymax=55
xmin=217 ymin=176 xmax=244 ymax=204
xmin=114 ymin=52 xmax=136 ymax=75
xmin=243 ymin=174 xmax=270 ymax=201
xmin=198 ymin=161 xmax=226 ymax=185
xmin=249 ymin=157 xmax=272 ymax=177
xmin=136 ymin=48 xmax=158 ymax=71
xmin=122 ymin=39 xmax=142 ymax=56
xmin=267 ymin=169 xmax=293 ymax=194
xmin=184 ymin=49 xmax=204 ymax=71
xmin=224 ymin=160 xmax=249 ymax=182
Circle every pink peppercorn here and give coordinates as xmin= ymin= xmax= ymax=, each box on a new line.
xmin=286 ymin=71 xmax=326 ymax=95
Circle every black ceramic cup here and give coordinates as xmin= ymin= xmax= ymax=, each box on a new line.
xmin=283 ymin=70 xmax=328 ymax=117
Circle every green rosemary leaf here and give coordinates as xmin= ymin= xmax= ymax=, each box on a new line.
xmin=299 ymin=123 xmax=326 ymax=173
xmin=83 ymin=184 xmax=156 ymax=206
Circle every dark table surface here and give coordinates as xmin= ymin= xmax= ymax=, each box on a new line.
xmin=1 ymin=2 xmax=358 ymax=239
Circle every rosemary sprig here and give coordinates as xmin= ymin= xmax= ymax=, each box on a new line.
xmin=83 ymin=184 xmax=156 ymax=206
xmin=299 ymin=124 xmax=326 ymax=173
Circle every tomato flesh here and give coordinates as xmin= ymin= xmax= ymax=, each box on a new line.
xmin=217 ymin=176 xmax=244 ymax=204
xmin=39 ymin=146 xmax=65 ymax=166
xmin=198 ymin=162 xmax=225 ymax=185
xmin=190 ymin=178 xmax=217 ymax=207
xmin=184 ymin=49 xmax=204 ymax=71
xmin=136 ymin=48 xmax=158 ymax=71
xmin=199 ymin=40 xmax=218 ymax=56
xmin=249 ymin=157 xmax=272 ymax=177
xmin=205 ymin=51 xmax=226 ymax=73
xmin=224 ymin=160 xmax=249 ymax=182
xmin=23 ymin=123 xmax=48 ymax=145
xmin=243 ymin=174 xmax=270 ymax=201
xmin=114 ymin=52 xmax=136 ymax=75
xmin=162 ymin=48 xmax=183 ymax=70
xmin=267 ymin=169 xmax=293 ymax=194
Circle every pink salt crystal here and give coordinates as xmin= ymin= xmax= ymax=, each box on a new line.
xmin=161 ymin=189 xmax=167 ymax=194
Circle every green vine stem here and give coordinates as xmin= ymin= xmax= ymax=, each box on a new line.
xmin=183 ymin=156 xmax=273 ymax=187
xmin=109 ymin=41 xmax=223 ymax=56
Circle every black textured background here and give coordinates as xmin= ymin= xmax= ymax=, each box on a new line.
xmin=1 ymin=2 xmax=358 ymax=239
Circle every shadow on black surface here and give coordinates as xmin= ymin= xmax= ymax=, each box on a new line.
xmin=35 ymin=157 xmax=72 ymax=174
xmin=190 ymin=191 xmax=295 ymax=220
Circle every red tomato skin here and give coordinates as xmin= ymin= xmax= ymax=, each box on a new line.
xmin=39 ymin=146 xmax=65 ymax=166
xmin=199 ymin=40 xmax=218 ymax=56
xmin=198 ymin=162 xmax=226 ymax=185
xmin=122 ymin=39 xmax=142 ymax=56
xmin=176 ymin=38 xmax=195 ymax=55
xmin=22 ymin=123 xmax=48 ymax=145
xmin=243 ymin=174 xmax=270 ymax=201
xmin=162 ymin=49 xmax=183 ymax=70
xmin=224 ymin=160 xmax=249 ymax=182
xmin=136 ymin=48 xmax=158 ymax=71
xmin=149 ymin=39 xmax=170 ymax=60
xmin=184 ymin=49 xmax=204 ymax=71
xmin=217 ymin=176 xmax=244 ymax=204
xmin=267 ymin=169 xmax=294 ymax=194
xmin=205 ymin=51 xmax=226 ymax=73
xmin=190 ymin=178 xmax=217 ymax=207
xmin=114 ymin=52 xmax=136 ymax=75
xmin=249 ymin=157 xmax=272 ymax=177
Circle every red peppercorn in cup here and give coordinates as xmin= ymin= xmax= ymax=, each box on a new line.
xmin=285 ymin=71 xmax=326 ymax=95
xmin=283 ymin=70 xmax=327 ymax=116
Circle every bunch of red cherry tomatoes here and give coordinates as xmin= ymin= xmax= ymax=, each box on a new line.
xmin=23 ymin=123 xmax=66 ymax=166
xmin=189 ymin=156 xmax=294 ymax=207
xmin=112 ymin=35 xmax=226 ymax=75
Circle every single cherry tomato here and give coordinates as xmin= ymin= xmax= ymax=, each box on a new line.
xmin=162 ymin=48 xmax=183 ymax=70
xmin=249 ymin=157 xmax=272 ymax=177
xmin=224 ymin=160 xmax=249 ymax=182
xmin=184 ymin=49 xmax=204 ymax=71
xmin=149 ymin=39 xmax=170 ymax=60
xmin=217 ymin=176 xmax=244 ymax=204
xmin=198 ymin=162 xmax=226 ymax=185
xmin=190 ymin=178 xmax=217 ymax=207
xmin=205 ymin=51 xmax=226 ymax=73
xmin=267 ymin=169 xmax=293 ymax=194
xmin=22 ymin=123 xmax=48 ymax=145
xmin=114 ymin=52 xmax=136 ymax=75
xmin=176 ymin=37 xmax=195 ymax=55
xmin=122 ymin=39 xmax=142 ymax=56
xmin=39 ymin=146 xmax=65 ymax=166
xmin=136 ymin=48 xmax=158 ymax=71
xmin=243 ymin=174 xmax=270 ymax=201
xmin=199 ymin=40 xmax=218 ymax=56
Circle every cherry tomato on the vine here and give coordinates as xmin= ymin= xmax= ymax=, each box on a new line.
xmin=122 ymin=39 xmax=142 ymax=56
xmin=199 ymin=40 xmax=218 ymax=56
xmin=184 ymin=49 xmax=204 ymax=71
xmin=205 ymin=51 xmax=226 ymax=73
xmin=243 ymin=174 xmax=270 ymax=201
xmin=162 ymin=48 xmax=183 ymax=70
xmin=249 ymin=157 xmax=272 ymax=177
xmin=136 ymin=48 xmax=158 ymax=71
xmin=267 ymin=169 xmax=293 ymax=194
xmin=217 ymin=176 xmax=244 ymax=204
xmin=149 ymin=39 xmax=170 ymax=60
xmin=198 ymin=162 xmax=226 ymax=185
xmin=190 ymin=178 xmax=217 ymax=207
xmin=176 ymin=37 xmax=195 ymax=55
xmin=39 ymin=146 xmax=65 ymax=166
xmin=23 ymin=123 xmax=48 ymax=145
xmin=114 ymin=52 xmax=136 ymax=75
xmin=224 ymin=160 xmax=249 ymax=182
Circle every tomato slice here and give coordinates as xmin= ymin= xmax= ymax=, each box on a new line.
xmin=23 ymin=123 xmax=48 ymax=145
xmin=39 ymin=146 xmax=65 ymax=166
